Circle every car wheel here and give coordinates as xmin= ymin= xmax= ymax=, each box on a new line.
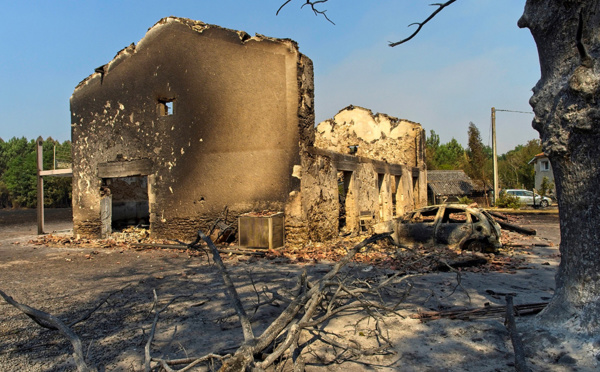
xmin=541 ymin=200 xmax=549 ymax=208
xmin=464 ymin=240 xmax=483 ymax=252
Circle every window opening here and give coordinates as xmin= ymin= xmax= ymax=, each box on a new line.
xmin=158 ymin=98 xmax=175 ymax=116
xmin=441 ymin=208 xmax=468 ymax=223
xmin=541 ymin=160 xmax=550 ymax=171
xmin=408 ymin=208 xmax=437 ymax=223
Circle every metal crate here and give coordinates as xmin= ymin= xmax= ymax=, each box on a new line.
xmin=238 ymin=212 xmax=284 ymax=249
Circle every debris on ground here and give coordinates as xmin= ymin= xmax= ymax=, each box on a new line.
xmin=28 ymin=215 xmax=553 ymax=275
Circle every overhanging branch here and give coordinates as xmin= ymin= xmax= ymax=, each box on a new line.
xmin=277 ymin=0 xmax=335 ymax=25
xmin=389 ymin=1 xmax=457 ymax=47
xmin=277 ymin=1 xmax=457 ymax=46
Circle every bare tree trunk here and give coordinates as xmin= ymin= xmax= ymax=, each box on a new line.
xmin=519 ymin=0 xmax=600 ymax=332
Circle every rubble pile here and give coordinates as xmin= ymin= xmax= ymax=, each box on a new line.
xmin=27 ymin=214 xmax=552 ymax=274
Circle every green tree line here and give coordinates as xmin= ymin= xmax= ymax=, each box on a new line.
xmin=425 ymin=124 xmax=542 ymax=190
xmin=0 ymin=128 xmax=541 ymax=209
xmin=0 ymin=137 xmax=72 ymax=208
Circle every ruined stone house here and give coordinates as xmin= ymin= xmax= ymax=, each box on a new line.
xmin=304 ymin=105 xmax=427 ymax=241
xmin=70 ymin=17 xmax=426 ymax=244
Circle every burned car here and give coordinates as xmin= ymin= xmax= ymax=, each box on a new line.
xmin=375 ymin=204 xmax=502 ymax=253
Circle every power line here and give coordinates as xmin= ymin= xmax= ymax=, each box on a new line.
xmin=494 ymin=109 xmax=533 ymax=114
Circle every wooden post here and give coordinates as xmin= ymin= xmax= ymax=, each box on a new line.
xmin=491 ymin=107 xmax=499 ymax=206
xmin=36 ymin=136 xmax=44 ymax=235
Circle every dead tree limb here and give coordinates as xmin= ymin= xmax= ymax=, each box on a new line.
xmin=215 ymin=233 xmax=395 ymax=371
xmin=487 ymin=210 xmax=508 ymax=220
xmin=153 ymin=354 xmax=231 ymax=372
xmin=198 ymin=230 xmax=255 ymax=342
xmin=277 ymin=1 xmax=457 ymax=46
xmin=0 ymin=289 xmax=96 ymax=372
xmin=413 ymin=301 xmax=547 ymax=321
xmin=505 ymin=295 xmax=532 ymax=372
xmin=277 ymin=0 xmax=335 ymax=24
xmin=68 ymin=284 xmax=131 ymax=327
xmin=389 ymin=0 xmax=457 ymax=47
xmin=144 ymin=290 xmax=193 ymax=372
xmin=495 ymin=220 xmax=536 ymax=235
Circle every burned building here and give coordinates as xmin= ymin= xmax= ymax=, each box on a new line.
xmin=71 ymin=18 xmax=426 ymax=244
xmin=296 ymin=105 xmax=427 ymax=241
xmin=71 ymin=17 xmax=313 ymax=239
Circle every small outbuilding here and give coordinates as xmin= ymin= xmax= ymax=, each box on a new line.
xmin=427 ymin=170 xmax=490 ymax=206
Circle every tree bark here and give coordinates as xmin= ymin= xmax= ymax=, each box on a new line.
xmin=519 ymin=0 xmax=600 ymax=332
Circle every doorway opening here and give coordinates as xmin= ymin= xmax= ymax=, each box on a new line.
xmin=337 ymin=171 xmax=353 ymax=232
xmin=377 ymin=173 xmax=385 ymax=220
xmin=101 ymin=176 xmax=149 ymax=231
xmin=391 ymin=175 xmax=399 ymax=217
xmin=412 ymin=173 xmax=420 ymax=209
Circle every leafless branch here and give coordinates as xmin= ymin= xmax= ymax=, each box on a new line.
xmin=198 ymin=230 xmax=255 ymax=342
xmin=277 ymin=0 xmax=335 ymax=25
xmin=215 ymin=233 xmax=400 ymax=371
xmin=278 ymin=1 xmax=457 ymax=47
xmin=68 ymin=284 xmax=131 ymax=327
xmin=389 ymin=1 xmax=457 ymax=47
xmin=144 ymin=290 xmax=193 ymax=372
xmin=0 ymin=289 xmax=96 ymax=372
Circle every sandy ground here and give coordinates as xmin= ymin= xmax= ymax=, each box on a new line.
xmin=0 ymin=209 xmax=598 ymax=371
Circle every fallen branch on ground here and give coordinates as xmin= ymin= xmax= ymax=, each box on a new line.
xmin=412 ymin=301 xmax=547 ymax=321
xmin=152 ymin=232 xmax=408 ymax=371
xmin=144 ymin=290 xmax=193 ymax=372
xmin=0 ymin=289 xmax=97 ymax=372
xmin=434 ymin=257 xmax=488 ymax=272
xmin=131 ymin=242 xmax=266 ymax=256
xmin=495 ymin=220 xmax=537 ymax=236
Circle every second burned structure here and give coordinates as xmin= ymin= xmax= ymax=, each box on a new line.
xmin=70 ymin=17 xmax=427 ymax=243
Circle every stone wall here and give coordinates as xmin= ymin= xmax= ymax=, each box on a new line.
xmin=315 ymin=105 xmax=425 ymax=166
xmin=294 ymin=146 xmax=425 ymax=240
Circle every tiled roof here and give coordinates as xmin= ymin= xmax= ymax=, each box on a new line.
xmin=427 ymin=170 xmax=487 ymax=196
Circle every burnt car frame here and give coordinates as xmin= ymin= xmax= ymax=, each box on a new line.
xmin=375 ymin=204 xmax=502 ymax=252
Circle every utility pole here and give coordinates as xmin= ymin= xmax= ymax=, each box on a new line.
xmin=491 ymin=107 xmax=498 ymax=206
xmin=36 ymin=136 xmax=44 ymax=234
xmin=490 ymin=108 xmax=534 ymax=206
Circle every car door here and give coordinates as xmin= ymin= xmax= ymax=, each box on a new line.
xmin=521 ymin=190 xmax=535 ymax=205
xmin=434 ymin=206 xmax=473 ymax=246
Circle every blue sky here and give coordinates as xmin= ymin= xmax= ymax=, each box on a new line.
xmin=0 ymin=0 xmax=539 ymax=154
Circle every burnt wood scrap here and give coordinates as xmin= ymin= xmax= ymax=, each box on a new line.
xmin=433 ymin=257 xmax=488 ymax=272
xmin=505 ymin=295 xmax=532 ymax=372
xmin=412 ymin=301 xmax=547 ymax=321
xmin=495 ymin=219 xmax=537 ymax=236
xmin=486 ymin=210 xmax=537 ymax=235
xmin=487 ymin=210 xmax=508 ymax=220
